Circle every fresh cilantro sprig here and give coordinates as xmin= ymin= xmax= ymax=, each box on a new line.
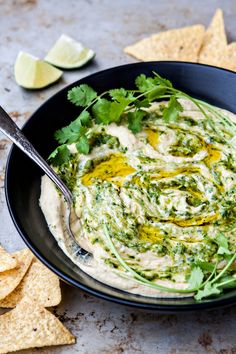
xmin=103 ymin=224 xmax=236 ymax=301
xmin=49 ymin=111 xmax=92 ymax=165
xmin=50 ymin=71 xmax=236 ymax=169
xmin=103 ymin=225 xmax=195 ymax=294
xmin=50 ymin=72 xmax=181 ymax=166
xmin=194 ymin=253 xmax=236 ymax=301
xmin=54 ymin=111 xmax=91 ymax=145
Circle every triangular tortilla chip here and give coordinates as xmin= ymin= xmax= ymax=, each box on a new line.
xmin=0 ymin=246 xmax=17 ymax=272
xmin=0 ymin=249 xmax=33 ymax=301
xmin=224 ymin=42 xmax=236 ymax=71
xmin=217 ymin=42 xmax=236 ymax=71
xmin=0 ymin=297 xmax=75 ymax=353
xmin=124 ymin=25 xmax=205 ymax=62
xmin=199 ymin=42 xmax=236 ymax=72
xmin=198 ymin=9 xmax=227 ymax=65
xmin=0 ymin=258 xmax=61 ymax=308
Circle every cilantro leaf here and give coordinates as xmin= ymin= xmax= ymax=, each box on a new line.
xmin=128 ymin=110 xmax=146 ymax=133
xmin=48 ymin=145 xmax=71 ymax=166
xmin=78 ymin=110 xmax=91 ymax=127
xmin=54 ymin=124 xmax=83 ymax=144
xmin=135 ymin=74 xmax=171 ymax=102
xmin=134 ymin=98 xmax=151 ymax=109
xmin=163 ymin=96 xmax=183 ymax=123
xmin=92 ymin=98 xmax=112 ymax=124
xmin=54 ymin=112 xmax=90 ymax=144
xmin=109 ymin=88 xmax=135 ymax=102
xmin=109 ymin=88 xmax=135 ymax=121
xmin=188 ymin=266 xmax=204 ymax=290
xmin=67 ymin=85 xmax=97 ymax=107
xmin=76 ymin=135 xmax=90 ymax=154
xmin=215 ymin=233 xmax=231 ymax=255
xmin=135 ymin=73 xmax=172 ymax=93
xmin=109 ymin=101 xmax=127 ymax=122
xmin=152 ymin=72 xmax=173 ymax=88
xmin=92 ymin=98 xmax=129 ymax=124
xmin=109 ymin=88 xmax=127 ymax=100
xmin=135 ymin=74 xmax=157 ymax=92
xmin=195 ymin=283 xmax=221 ymax=301
xmin=147 ymin=86 xmax=167 ymax=101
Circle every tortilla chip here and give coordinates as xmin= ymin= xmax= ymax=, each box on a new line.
xmin=0 ymin=258 xmax=61 ymax=308
xmin=198 ymin=8 xmax=227 ymax=66
xmin=0 ymin=249 xmax=33 ymax=301
xmin=124 ymin=25 xmax=205 ymax=62
xmin=223 ymin=42 xmax=236 ymax=71
xmin=0 ymin=246 xmax=17 ymax=273
xmin=0 ymin=297 xmax=75 ymax=354
xmin=213 ymin=43 xmax=236 ymax=71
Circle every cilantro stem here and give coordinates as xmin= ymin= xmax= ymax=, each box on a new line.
xmin=123 ymin=94 xmax=172 ymax=114
xmin=103 ymin=225 xmax=236 ymax=298
xmin=103 ymin=225 xmax=196 ymax=294
xmin=194 ymin=263 xmax=218 ymax=295
xmin=81 ymin=91 xmax=108 ymax=113
xmin=211 ymin=253 xmax=236 ymax=284
xmin=198 ymin=100 xmax=236 ymax=130
xmin=158 ymin=84 xmax=228 ymax=142
xmin=201 ymin=263 xmax=218 ymax=286
xmin=217 ymin=278 xmax=236 ymax=288
xmin=198 ymin=101 xmax=236 ymax=143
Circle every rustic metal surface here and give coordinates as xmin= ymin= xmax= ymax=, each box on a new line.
xmin=1 ymin=0 xmax=236 ymax=353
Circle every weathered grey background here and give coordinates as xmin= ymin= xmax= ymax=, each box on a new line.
xmin=0 ymin=0 xmax=236 ymax=353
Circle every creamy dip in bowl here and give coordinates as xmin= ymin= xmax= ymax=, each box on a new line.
xmin=40 ymin=95 xmax=236 ymax=299
xmin=6 ymin=62 xmax=236 ymax=310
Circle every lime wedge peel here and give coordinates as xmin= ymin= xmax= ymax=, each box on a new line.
xmin=45 ymin=34 xmax=95 ymax=69
xmin=14 ymin=51 xmax=63 ymax=89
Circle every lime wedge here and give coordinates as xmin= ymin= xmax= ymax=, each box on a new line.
xmin=14 ymin=51 xmax=63 ymax=89
xmin=45 ymin=34 xmax=95 ymax=69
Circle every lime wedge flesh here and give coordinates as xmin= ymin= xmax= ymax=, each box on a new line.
xmin=14 ymin=52 xmax=63 ymax=89
xmin=45 ymin=34 xmax=95 ymax=69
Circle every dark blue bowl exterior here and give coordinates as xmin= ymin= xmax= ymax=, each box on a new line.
xmin=5 ymin=62 xmax=236 ymax=311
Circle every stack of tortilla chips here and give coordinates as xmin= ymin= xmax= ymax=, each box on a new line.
xmin=0 ymin=246 xmax=75 ymax=354
xmin=124 ymin=9 xmax=236 ymax=72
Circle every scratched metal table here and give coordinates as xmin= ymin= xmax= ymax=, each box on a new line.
xmin=1 ymin=1 xmax=236 ymax=353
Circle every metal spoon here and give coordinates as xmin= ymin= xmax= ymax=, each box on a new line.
xmin=0 ymin=106 xmax=91 ymax=260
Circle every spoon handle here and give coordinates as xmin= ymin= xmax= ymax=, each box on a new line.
xmin=0 ymin=106 xmax=73 ymax=205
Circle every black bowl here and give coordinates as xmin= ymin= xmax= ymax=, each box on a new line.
xmin=5 ymin=62 xmax=236 ymax=311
